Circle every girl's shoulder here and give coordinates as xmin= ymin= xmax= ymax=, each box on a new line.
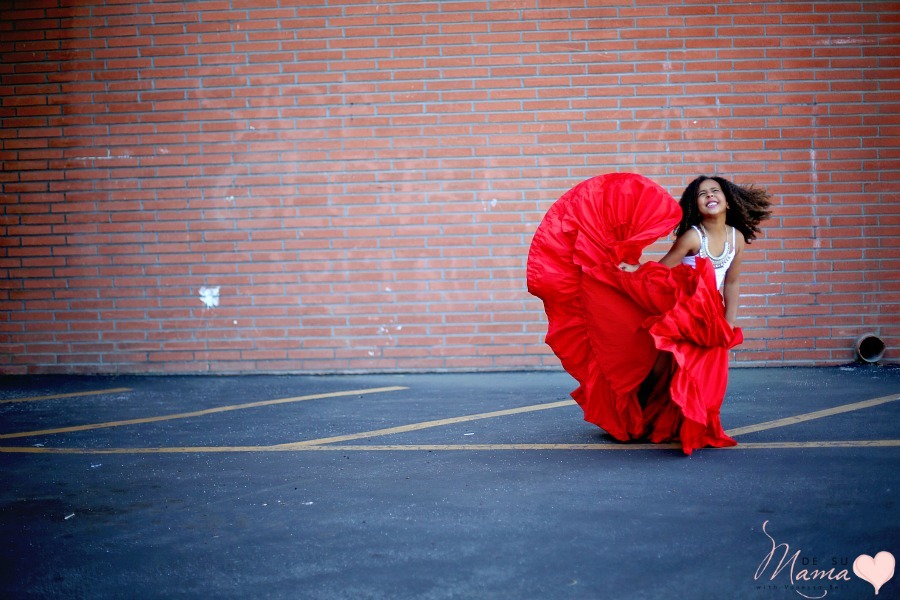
xmin=728 ymin=225 xmax=746 ymax=252
xmin=685 ymin=225 xmax=703 ymax=244
xmin=675 ymin=226 xmax=702 ymax=254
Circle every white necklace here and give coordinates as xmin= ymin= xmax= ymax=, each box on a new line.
xmin=698 ymin=224 xmax=731 ymax=268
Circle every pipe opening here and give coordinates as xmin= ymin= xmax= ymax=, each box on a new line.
xmin=855 ymin=334 xmax=886 ymax=364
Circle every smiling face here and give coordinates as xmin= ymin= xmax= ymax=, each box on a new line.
xmin=697 ymin=178 xmax=727 ymax=217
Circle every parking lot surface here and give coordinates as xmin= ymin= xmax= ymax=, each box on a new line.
xmin=1 ymin=366 xmax=898 ymax=599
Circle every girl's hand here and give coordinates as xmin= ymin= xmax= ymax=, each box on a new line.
xmin=618 ymin=262 xmax=639 ymax=272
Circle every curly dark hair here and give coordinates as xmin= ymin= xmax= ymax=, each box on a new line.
xmin=674 ymin=175 xmax=773 ymax=243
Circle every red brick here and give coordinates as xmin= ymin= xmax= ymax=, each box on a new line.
xmin=0 ymin=1 xmax=895 ymax=372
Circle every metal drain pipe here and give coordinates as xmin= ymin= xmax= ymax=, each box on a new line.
xmin=855 ymin=333 xmax=886 ymax=364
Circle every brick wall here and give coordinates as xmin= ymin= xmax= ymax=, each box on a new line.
xmin=1 ymin=0 xmax=898 ymax=374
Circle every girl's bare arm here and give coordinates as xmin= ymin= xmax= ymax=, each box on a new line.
xmin=658 ymin=230 xmax=700 ymax=268
xmin=722 ymin=237 xmax=746 ymax=327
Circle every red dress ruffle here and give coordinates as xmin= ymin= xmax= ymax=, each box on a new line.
xmin=527 ymin=173 xmax=743 ymax=455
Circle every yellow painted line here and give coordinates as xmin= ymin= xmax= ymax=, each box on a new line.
xmin=0 ymin=443 xmax=668 ymax=454
xmin=0 ymin=388 xmax=132 ymax=405
xmin=726 ymin=393 xmax=900 ymax=437
xmin=328 ymin=440 xmax=900 ymax=451
xmin=0 ymin=386 xmax=408 ymax=440
xmin=1 ymin=440 xmax=898 ymax=454
xmin=279 ymin=391 xmax=900 ymax=448
xmin=289 ymin=440 xmax=900 ymax=451
xmin=303 ymin=443 xmax=681 ymax=451
xmin=722 ymin=440 xmax=900 ymax=449
xmin=0 ymin=445 xmax=267 ymax=454
xmin=269 ymin=399 xmax=577 ymax=448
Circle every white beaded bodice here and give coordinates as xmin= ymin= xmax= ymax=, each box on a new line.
xmin=681 ymin=225 xmax=736 ymax=289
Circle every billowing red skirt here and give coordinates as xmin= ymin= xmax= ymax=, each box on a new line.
xmin=526 ymin=173 xmax=742 ymax=455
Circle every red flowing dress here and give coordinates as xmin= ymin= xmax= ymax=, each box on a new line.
xmin=526 ymin=173 xmax=743 ymax=455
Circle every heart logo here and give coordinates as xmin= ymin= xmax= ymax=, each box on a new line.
xmin=853 ymin=551 xmax=895 ymax=595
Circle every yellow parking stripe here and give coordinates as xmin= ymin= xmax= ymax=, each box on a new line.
xmin=1 ymin=388 xmax=897 ymax=454
xmin=726 ymin=393 xmax=900 ymax=437
xmin=277 ymin=392 xmax=900 ymax=448
xmin=0 ymin=388 xmax=132 ymax=405
xmin=270 ymin=400 xmax=576 ymax=448
xmin=0 ymin=386 xmax=408 ymax=440
xmin=1 ymin=440 xmax=898 ymax=454
xmin=318 ymin=440 xmax=900 ymax=451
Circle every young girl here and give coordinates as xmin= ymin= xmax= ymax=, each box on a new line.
xmin=527 ymin=173 xmax=772 ymax=455
xmin=621 ymin=176 xmax=772 ymax=405
xmin=620 ymin=175 xmax=772 ymax=328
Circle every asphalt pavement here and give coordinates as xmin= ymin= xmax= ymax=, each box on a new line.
xmin=1 ymin=366 xmax=898 ymax=600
